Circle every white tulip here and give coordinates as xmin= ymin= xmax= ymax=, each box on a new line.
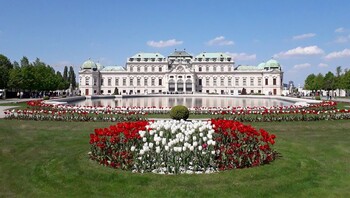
xmin=165 ymin=145 xmax=169 ymax=151
xmin=130 ymin=146 xmax=135 ymax=152
xmin=143 ymin=137 xmax=147 ymax=142
xmin=189 ymin=146 xmax=194 ymax=151
xmin=193 ymin=141 xmax=198 ymax=147
xmin=203 ymin=137 xmax=207 ymax=142
xmin=149 ymin=142 xmax=154 ymax=148
xmin=140 ymin=150 xmax=145 ymax=155
xmin=198 ymin=146 xmax=202 ymax=151
xmin=211 ymin=150 xmax=215 ymax=155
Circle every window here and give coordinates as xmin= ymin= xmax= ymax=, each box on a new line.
xmin=213 ymin=66 xmax=216 ymax=72
xmin=250 ymin=90 xmax=254 ymax=94
xmin=220 ymin=78 xmax=224 ymax=86
xmin=85 ymin=77 xmax=90 ymax=86
xmin=145 ymin=67 xmax=148 ymax=72
xmin=152 ymin=67 xmax=155 ymax=72
xmin=221 ymin=66 xmax=224 ymax=72
xmin=137 ymin=78 xmax=141 ymax=86
xmin=137 ymin=67 xmax=140 ymax=72
xmin=159 ymin=79 xmax=162 ymax=86
xmin=206 ymin=78 xmax=210 ymax=86
xmin=243 ymin=78 xmax=247 ymax=86
xmin=258 ymin=78 xmax=262 ymax=86
xmin=199 ymin=67 xmax=202 ymax=72
xmin=213 ymin=78 xmax=217 ymax=86
xmin=250 ymin=78 xmax=254 ymax=86
xmin=273 ymin=78 xmax=277 ymax=85
xmin=108 ymin=90 xmax=111 ymax=94
xmin=206 ymin=66 xmax=209 ymax=72
xmin=265 ymin=78 xmax=268 ymax=85
xmin=130 ymin=78 xmax=133 ymax=86
xmin=159 ymin=67 xmax=162 ymax=72
xmin=144 ymin=78 xmax=148 ymax=86
xmin=235 ymin=78 xmax=239 ymax=86
xmin=199 ymin=79 xmax=202 ymax=86
xmin=151 ymin=78 xmax=155 ymax=86
xmin=108 ymin=78 xmax=112 ymax=86
xmin=123 ymin=78 xmax=126 ymax=86
xmin=130 ymin=67 xmax=133 ymax=72
xmin=115 ymin=78 xmax=119 ymax=86
xmin=101 ymin=78 xmax=104 ymax=86
xmin=258 ymin=90 xmax=261 ymax=94
xmin=228 ymin=78 xmax=232 ymax=86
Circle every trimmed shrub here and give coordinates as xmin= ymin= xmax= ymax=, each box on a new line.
xmin=43 ymin=96 xmax=50 ymax=100
xmin=315 ymin=96 xmax=321 ymax=100
xmin=170 ymin=105 xmax=189 ymax=120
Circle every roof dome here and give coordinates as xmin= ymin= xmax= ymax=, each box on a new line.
xmin=257 ymin=62 xmax=266 ymax=68
xmin=265 ymin=59 xmax=280 ymax=69
xmin=81 ymin=59 xmax=97 ymax=70
xmin=96 ymin=62 xmax=104 ymax=70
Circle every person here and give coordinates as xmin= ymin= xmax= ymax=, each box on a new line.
xmin=17 ymin=92 xmax=20 ymax=98
xmin=326 ymin=92 xmax=329 ymax=100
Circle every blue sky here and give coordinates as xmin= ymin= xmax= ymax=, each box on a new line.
xmin=1 ymin=0 xmax=350 ymax=86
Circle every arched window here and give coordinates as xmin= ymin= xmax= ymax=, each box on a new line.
xmin=168 ymin=79 xmax=175 ymax=92
xmin=185 ymin=79 xmax=192 ymax=92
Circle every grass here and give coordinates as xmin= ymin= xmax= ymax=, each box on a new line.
xmin=0 ymin=119 xmax=349 ymax=197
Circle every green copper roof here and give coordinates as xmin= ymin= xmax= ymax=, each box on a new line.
xmin=131 ymin=53 xmax=165 ymax=59
xmin=257 ymin=62 xmax=266 ymax=68
xmin=81 ymin=59 xmax=97 ymax=69
xmin=236 ymin=65 xmax=263 ymax=70
xmin=96 ymin=62 xmax=104 ymax=70
xmin=265 ymin=59 xmax=280 ymax=68
xmin=195 ymin=52 xmax=230 ymax=59
xmin=101 ymin=66 xmax=126 ymax=71
xmin=168 ymin=50 xmax=192 ymax=57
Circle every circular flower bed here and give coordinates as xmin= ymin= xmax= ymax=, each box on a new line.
xmin=89 ymin=119 xmax=277 ymax=174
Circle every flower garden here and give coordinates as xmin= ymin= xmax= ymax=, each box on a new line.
xmin=89 ymin=119 xmax=276 ymax=174
xmin=3 ymin=100 xmax=350 ymax=122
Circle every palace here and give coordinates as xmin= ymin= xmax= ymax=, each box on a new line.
xmin=79 ymin=50 xmax=283 ymax=96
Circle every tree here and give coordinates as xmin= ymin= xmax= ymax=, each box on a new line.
xmin=0 ymin=54 xmax=13 ymax=89
xmin=323 ymin=71 xmax=335 ymax=91
xmin=343 ymin=69 xmax=350 ymax=96
xmin=314 ymin=73 xmax=324 ymax=95
xmin=68 ymin=66 xmax=76 ymax=89
xmin=335 ymin=66 xmax=343 ymax=96
xmin=304 ymin=74 xmax=316 ymax=91
xmin=20 ymin=56 xmax=30 ymax=67
xmin=63 ymin=66 xmax=68 ymax=82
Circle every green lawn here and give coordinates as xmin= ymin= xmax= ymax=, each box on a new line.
xmin=0 ymin=119 xmax=349 ymax=197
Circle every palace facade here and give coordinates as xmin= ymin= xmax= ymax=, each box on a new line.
xmin=79 ymin=50 xmax=283 ymax=96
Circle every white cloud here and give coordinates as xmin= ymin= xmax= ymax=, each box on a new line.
xmin=292 ymin=33 xmax=316 ymax=40
xmin=335 ymin=27 xmax=345 ymax=33
xmin=318 ymin=63 xmax=328 ymax=68
xmin=147 ymin=39 xmax=183 ymax=48
xmin=324 ymin=49 xmax=350 ymax=60
xmin=225 ymin=52 xmax=256 ymax=61
xmin=207 ymin=36 xmax=234 ymax=46
xmin=274 ymin=45 xmax=324 ymax=58
xmin=334 ymin=35 xmax=350 ymax=43
xmin=293 ymin=63 xmax=311 ymax=69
